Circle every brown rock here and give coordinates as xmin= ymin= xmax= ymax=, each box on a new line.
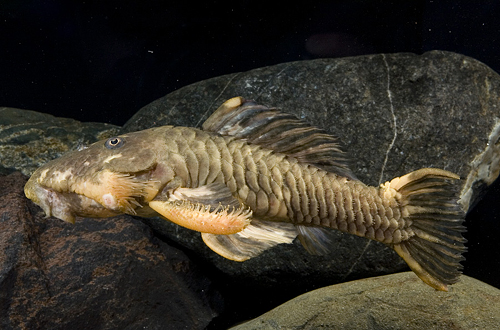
xmin=0 ymin=172 xmax=220 ymax=330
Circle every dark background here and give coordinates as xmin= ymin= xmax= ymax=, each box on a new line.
xmin=1 ymin=0 xmax=499 ymax=296
xmin=3 ymin=1 xmax=500 ymax=125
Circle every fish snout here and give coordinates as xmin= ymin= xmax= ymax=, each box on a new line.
xmin=24 ymin=178 xmax=76 ymax=224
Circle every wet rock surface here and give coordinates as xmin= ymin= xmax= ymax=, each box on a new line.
xmin=0 ymin=172 xmax=220 ymax=330
xmin=230 ymin=272 xmax=500 ymax=330
xmin=0 ymin=108 xmax=120 ymax=176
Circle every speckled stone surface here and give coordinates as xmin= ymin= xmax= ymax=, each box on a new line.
xmin=123 ymin=51 xmax=500 ymax=213
xmin=0 ymin=173 xmax=220 ymax=330
xmin=0 ymin=108 xmax=120 ymax=176
xmin=230 ymin=272 xmax=500 ymax=330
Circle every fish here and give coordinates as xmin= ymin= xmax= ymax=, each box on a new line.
xmin=24 ymin=96 xmax=467 ymax=291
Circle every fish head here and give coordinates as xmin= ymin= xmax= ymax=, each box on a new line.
xmin=24 ymin=127 xmax=174 ymax=223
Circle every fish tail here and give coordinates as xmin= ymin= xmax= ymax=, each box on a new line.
xmin=381 ymin=168 xmax=467 ymax=291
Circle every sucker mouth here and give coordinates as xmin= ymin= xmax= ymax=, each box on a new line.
xmin=25 ymin=179 xmax=77 ymax=223
xmin=24 ymin=164 xmax=164 ymax=222
xmin=25 ymin=178 xmax=123 ymax=223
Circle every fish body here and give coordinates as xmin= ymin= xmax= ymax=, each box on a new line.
xmin=25 ymin=97 xmax=466 ymax=291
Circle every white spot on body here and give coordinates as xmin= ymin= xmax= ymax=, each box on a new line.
xmin=103 ymin=154 xmax=123 ymax=163
xmin=83 ymin=161 xmax=90 ymax=166
xmin=102 ymin=193 xmax=118 ymax=209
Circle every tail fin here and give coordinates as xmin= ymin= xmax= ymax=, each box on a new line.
xmin=384 ymin=168 xmax=467 ymax=291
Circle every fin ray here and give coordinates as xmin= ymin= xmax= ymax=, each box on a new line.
xmin=201 ymin=220 xmax=298 ymax=261
xmin=167 ymin=182 xmax=242 ymax=210
xmin=296 ymin=225 xmax=332 ymax=255
xmin=149 ymin=197 xmax=251 ymax=235
xmin=203 ymin=97 xmax=356 ymax=179
xmin=385 ymin=168 xmax=466 ymax=291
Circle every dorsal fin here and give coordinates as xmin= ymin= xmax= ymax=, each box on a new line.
xmin=203 ymin=97 xmax=356 ymax=179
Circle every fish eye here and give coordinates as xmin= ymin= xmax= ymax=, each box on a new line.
xmin=105 ymin=137 xmax=124 ymax=149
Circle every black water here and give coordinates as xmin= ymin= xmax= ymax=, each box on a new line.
xmin=2 ymin=1 xmax=500 ymax=327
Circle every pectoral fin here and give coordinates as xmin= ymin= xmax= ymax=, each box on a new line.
xmin=149 ymin=183 xmax=251 ymax=235
xmin=201 ymin=220 xmax=298 ymax=261
xmin=167 ymin=182 xmax=242 ymax=210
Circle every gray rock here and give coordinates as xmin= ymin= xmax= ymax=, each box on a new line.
xmin=123 ymin=50 xmax=500 ymax=212
xmin=0 ymin=107 xmax=120 ymax=176
xmin=124 ymin=51 xmax=500 ymax=289
xmin=0 ymin=172 xmax=220 ymax=330
xmin=230 ymin=272 xmax=500 ymax=330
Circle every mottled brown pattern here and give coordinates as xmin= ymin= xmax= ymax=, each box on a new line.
xmin=160 ymin=127 xmax=409 ymax=245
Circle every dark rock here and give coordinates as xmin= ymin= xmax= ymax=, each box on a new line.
xmin=124 ymin=50 xmax=500 ymax=292
xmin=229 ymin=272 xmax=500 ymax=330
xmin=0 ymin=172 xmax=220 ymax=330
xmin=0 ymin=108 xmax=120 ymax=176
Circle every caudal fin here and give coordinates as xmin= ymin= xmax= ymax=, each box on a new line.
xmin=384 ymin=168 xmax=467 ymax=291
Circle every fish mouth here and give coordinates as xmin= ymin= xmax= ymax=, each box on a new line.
xmin=24 ymin=178 xmax=77 ymax=223
xmin=24 ymin=178 xmax=120 ymax=223
xmin=24 ymin=163 xmax=164 ymax=223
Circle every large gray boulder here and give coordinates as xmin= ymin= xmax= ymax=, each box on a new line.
xmin=122 ymin=51 xmax=500 ymax=290
xmin=124 ymin=50 xmax=500 ymax=212
xmin=230 ymin=272 xmax=500 ymax=330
